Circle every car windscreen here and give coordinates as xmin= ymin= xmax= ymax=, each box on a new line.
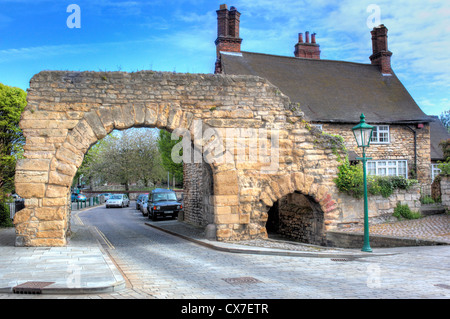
xmin=109 ymin=195 xmax=122 ymax=199
xmin=152 ymin=192 xmax=177 ymax=202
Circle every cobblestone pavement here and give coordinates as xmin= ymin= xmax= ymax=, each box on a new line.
xmin=337 ymin=214 xmax=450 ymax=244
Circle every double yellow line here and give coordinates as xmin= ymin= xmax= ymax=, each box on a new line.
xmin=94 ymin=227 xmax=115 ymax=250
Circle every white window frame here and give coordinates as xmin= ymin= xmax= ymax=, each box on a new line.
xmin=367 ymin=160 xmax=408 ymax=179
xmin=431 ymin=164 xmax=441 ymax=181
xmin=370 ymin=125 xmax=390 ymax=144
xmin=312 ymin=124 xmax=322 ymax=131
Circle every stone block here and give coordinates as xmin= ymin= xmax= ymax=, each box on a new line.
xmin=43 ymin=197 xmax=68 ymax=206
xmin=83 ymin=111 xmax=107 ymax=139
xmin=15 ymin=183 xmax=46 ymax=198
xmin=35 ymin=207 xmax=64 ymax=221
xmin=46 ymin=185 xmax=69 ymax=198
xmin=15 ymin=170 xmax=49 ymax=184
xmin=213 ymin=170 xmax=239 ymax=195
xmin=49 ymin=170 xmax=73 ymax=186
xmin=213 ymin=195 xmax=239 ymax=206
xmin=16 ymin=158 xmax=50 ymax=171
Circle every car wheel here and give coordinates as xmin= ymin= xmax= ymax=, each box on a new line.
xmin=152 ymin=211 xmax=157 ymax=221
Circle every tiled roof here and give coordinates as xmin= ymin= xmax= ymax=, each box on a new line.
xmin=220 ymin=51 xmax=432 ymax=124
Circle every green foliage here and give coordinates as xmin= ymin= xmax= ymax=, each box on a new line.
xmin=0 ymin=83 xmax=26 ymax=197
xmin=420 ymin=195 xmax=435 ymax=205
xmin=334 ymin=159 xmax=364 ymax=198
xmin=438 ymin=160 xmax=450 ymax=176
xmin=393 ymin=202 xmax=422 ymax=220
xmin=334 ymin=160 xmax=418 ymax=199
xmin=0 ymin=201 xmax=13 ymax=227
xmin=157 ymin=129 xmax=184 ymax=184
xmin=439 ymin=110 xmax=450 ymax=133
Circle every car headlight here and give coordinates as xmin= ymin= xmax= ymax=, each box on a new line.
xmin=154 ymin=206 xmax=160 ymax=210
xmin=177 ymin=205 xmax=182 ymax=210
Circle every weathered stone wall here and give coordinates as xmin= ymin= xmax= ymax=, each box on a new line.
xmin=14 ymin=70 xmax=347 ymax=246
xmin=336 ymin=185 xmax=421 ymax=228
xmin=182 ymin=161 xmax=214 ymax=227
xmin=318 ymin=123 xmax=431 ymax=184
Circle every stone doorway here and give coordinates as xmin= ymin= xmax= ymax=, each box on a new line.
xmin=266 ymin=191 xmax=326 ymax=246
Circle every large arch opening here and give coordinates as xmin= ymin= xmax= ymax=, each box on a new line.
xmin=67 ymin=125 xmax=214 ymax=240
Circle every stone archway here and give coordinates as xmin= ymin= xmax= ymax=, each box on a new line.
xmin=14 ymin=70 xmax=347 ymax=246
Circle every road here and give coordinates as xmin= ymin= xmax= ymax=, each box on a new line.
xmin=71 ymin=203 xmax=450 ymax=300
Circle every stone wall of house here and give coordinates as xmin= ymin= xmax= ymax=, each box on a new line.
xmin=317 ymin=123 xmax=431 ymax=184
xmin=440 ymin=176 xmax=450 ymax=208
xmin=336 ymin=185 xmax=421 ymax=228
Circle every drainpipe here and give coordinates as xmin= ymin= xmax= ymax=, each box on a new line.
xmin=406 ymin=125 xmax=417 ymax=179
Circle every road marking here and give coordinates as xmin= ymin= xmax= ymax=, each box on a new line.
xmin=73 ymin=213 xmax=84 ymax=226
xmin=94 ymin=226 xmax=115 ymax=250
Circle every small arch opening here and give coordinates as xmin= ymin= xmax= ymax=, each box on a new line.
xmin=266 ymin=191 xmax=326 ymax=246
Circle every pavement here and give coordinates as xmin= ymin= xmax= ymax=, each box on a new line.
xmin=0 ymin=205 xmax=449 ymax=296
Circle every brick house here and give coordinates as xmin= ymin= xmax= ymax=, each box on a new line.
xmin=213 ymin=4 xmax=438 ymax=185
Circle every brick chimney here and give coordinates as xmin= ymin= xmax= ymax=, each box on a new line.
xmin=294 ymin=31 xmax=320 ymax=59
xmin=369 ymin=24 xmax=393 ymax=75
xmin=215 ymin=4 xmax=242 ymax=73
xmin=215 ymin=4 xmax=242 ymax=57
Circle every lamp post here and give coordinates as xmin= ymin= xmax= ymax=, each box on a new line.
xmin=352 ymin=113 xmax=374 ymax=253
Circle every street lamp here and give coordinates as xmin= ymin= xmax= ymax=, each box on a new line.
xmin=352 ymin=113 xmax=374 ymax=252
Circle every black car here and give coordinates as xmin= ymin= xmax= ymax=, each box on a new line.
xmin=147 ymin=188 xmax=183 ymax=221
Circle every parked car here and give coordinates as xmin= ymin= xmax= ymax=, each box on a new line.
xmin=136 ymin=193 xmax=148 ymax=211
xmin=106 ymin=194 xmax=130 ymax=208
xmin=76 ymin=194 xmax=87 ymax=202
xmin=71 ymin=193 xmax=78 ymax=202
xmin=140 ymin=195 xmax=149 ymax=216
xmin=147 ymin=188 xmax=183 ymax=221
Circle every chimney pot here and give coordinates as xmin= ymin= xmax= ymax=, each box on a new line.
xmin=220 ymin=4 xmax=227 ymax=10
xmin=294 ymin=31 xmax=320 ymax=59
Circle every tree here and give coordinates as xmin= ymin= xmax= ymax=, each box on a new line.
xmin=77 ymin=128 xmax=164 ymax=190
xmin=157 ymin=129 xmax=184 ymax=185
xmin=0 ymin=83 xmax=26 ymax=198
xmin=440 ymin=110 xmax=450 ymax=133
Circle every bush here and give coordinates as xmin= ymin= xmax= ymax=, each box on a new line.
xmin=438 ymin=161 xmax=450 ymax=176
xmin=334 ymin=160 xmax=364 ymax=198
xmin=0 ymin=202 xmax=13 ymax=227
xmin=393 ymin=202 xmax=422 ymax=220
xmin=334 ymin=161 xmax=418 ymax=199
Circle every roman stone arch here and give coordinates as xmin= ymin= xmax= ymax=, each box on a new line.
xmin=14 ymin=70 xmax=347 ymax=246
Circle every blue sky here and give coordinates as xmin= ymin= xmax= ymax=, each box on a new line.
xmin=0 ymin=0 xmax=449 ymax=116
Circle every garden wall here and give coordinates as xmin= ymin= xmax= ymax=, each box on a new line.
xmin=336 ymin=185 xmax=421 ymax=228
